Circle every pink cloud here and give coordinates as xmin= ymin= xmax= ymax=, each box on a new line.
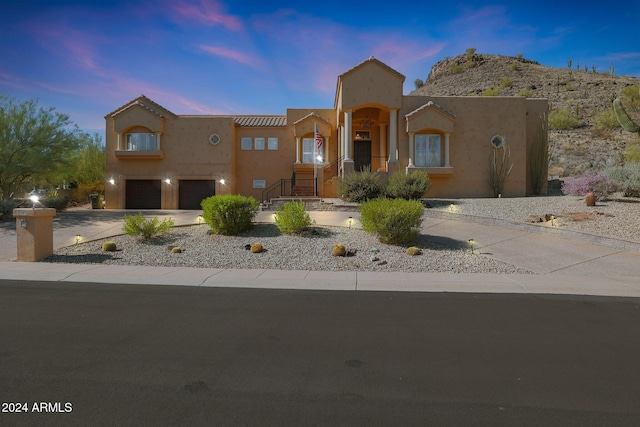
xmin=199 ymin=45 xmax=264 ymax=68
xmin=170 ymin=0 xmax=242 ymax=31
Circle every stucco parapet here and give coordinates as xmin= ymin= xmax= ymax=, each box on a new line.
xmin=405 ymin=101 xmax=456 ymax=120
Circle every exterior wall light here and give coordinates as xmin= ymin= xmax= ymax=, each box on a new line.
xmin=165 ymin=178 xmax=171 ymax=185
xmin=219 ymin=178 xmax=226 ymax=185
xmin=109 ymin=178 xmax=115 ymax=185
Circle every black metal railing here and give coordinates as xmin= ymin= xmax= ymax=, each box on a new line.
xmin=261 ymin=178 xmax=317 ymax=202
xmin=323 ymin=156 xmax=343 ymax=182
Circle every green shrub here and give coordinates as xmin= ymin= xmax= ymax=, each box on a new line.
xmin=70 ymin=180 xmax=104 ymax=204
xmin=517 ymin=87 xmax=533 ymax=97
xmin=500 ymin=78 xmax=513 ymax=88
xmin=593 ymin=108 xmax=620 ymax=128
xmin=274 ymin=200 xmax=311 ymax=234
xmin=510 ymin=62 xmax=520 ymax=71
xmin=465 ymin=47 xmax=477 ymax=58
xmin=603 ymin=163 xmax=640 ymax=197
xmin=624 ymin=138 xmax=640 ymax=163
xmin=450 ymin=64 xmax=464 ymax=74
xmin=385 ymin=169 xmax=431 ymax=200
xmin=482 ymin=87 xmax=500 ymax=96
xmin=123 ymin=212 xmax=174 ymax=239
xmin=549 ymin=108 xmax=583 ymax=130
xmin=201 ymin=194 xmax=259 ymax=235
xmin=337 ymin=168 xmax=384 ymax=202
xmin=42 ymin=196 xmax=69 ymax=211
xmin=0 ymin=199 xmax=17 ymax=220
xmin=359 ymin=198 xmax=424 ymax=244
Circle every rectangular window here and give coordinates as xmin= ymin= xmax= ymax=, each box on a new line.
xmin=268 ymin=137 xmax=278 ymax=150
xmin=415 ymin=134 xmax=441 ymax=167
xmin=254 ymin=137 xmax=265 ymax=150
xmin=253 ymin=179 xmax=266 ymax=188
xmin=241 ymin=137 xmax=252 ymax=150
xmin=126 ymin=133 xmax=157 ymax=151
xmin=302 ymin=138 xmax=314 ymax=163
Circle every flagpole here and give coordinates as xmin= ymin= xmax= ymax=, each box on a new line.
xmin=313 ymin=121 xmax=317 ymax=197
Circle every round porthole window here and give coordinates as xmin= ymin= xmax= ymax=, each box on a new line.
xmin=209 ymin=133 xmax=221 ymax=145
xmin=490 ymin=135 xmax=505 ymax=148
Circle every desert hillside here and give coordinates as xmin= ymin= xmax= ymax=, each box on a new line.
xmin=410 ymin=53 xmax=640 ymax=178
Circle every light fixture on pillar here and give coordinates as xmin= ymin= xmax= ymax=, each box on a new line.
xmin=30 ymin=195 xmax=39 ymax=209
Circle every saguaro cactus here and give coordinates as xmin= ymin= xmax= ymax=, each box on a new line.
xmin=613 ymin=89 xmax=640 ymax=134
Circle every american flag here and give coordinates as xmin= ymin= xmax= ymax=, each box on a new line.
xmin=314 ymin=124 xmax=323 ymax=151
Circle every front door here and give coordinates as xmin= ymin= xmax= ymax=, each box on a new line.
xmin=354 ymin=140 xmax=372 ymax=172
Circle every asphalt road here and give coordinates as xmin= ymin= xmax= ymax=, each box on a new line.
xmin=1 ymin=281 xmax=639 ymax=426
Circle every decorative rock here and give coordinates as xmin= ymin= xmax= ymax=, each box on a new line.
xmin=406 ymin=246 xmax=422 ymax=256
xmin=250 ymin=243 xmax=263 ymax=253
xmin=171 ymin=247 xmax=183 ymax=253
xmin=244 ymin=244 xmax=251 ymax=250
xmin=585 ymin=192 xmax=596 ymax=207
xmin=370 ymin=255 xmax=380 ymax=262
xmin=332 ymin=243 xmax=346 ymax=257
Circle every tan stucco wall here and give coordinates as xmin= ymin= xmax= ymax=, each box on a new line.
xmin=105 ymin=59 xmax=548 ymax=208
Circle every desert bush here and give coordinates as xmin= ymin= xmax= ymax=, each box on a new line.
xmin=201 ymin=194 xmax=259 ymax=235
xmin=450 ymin=64 xmax=464 ymax=74
xmin=275 ymin=200 xmax=311 ymax=234
xmin=500 ymin=78 xmax=513 ymax=88
xmin=70 ymin=180 xmax=104 ymax=204
xmin=517 ymin=87 xmax=533 ymax=97
xmin=603 ymin=163 xmax=640 ymax=197
xmin=337 ymin=168 xmax=384 ymax=203
xmin=482 ymin=87 xmax=500 ymax=96
xmin=624 ymin=138 xmax=640 ymax=163
xmin=123 ymin=212 xmax=174 ymax=239
xmin=385 ymin=169 xmax=431 ymax=200
xmin=42 ymin=196 xmax=69 ymax=211
xmin=561 ymin=172 xmax=615 ymax=201
xmin=549 ymin=108 xmax=583 ymax=130
xmin=359 ymin=198 xmax=424 ymax=244
xmin=0 ymin=199 xmax=17 ymax=220
xmin=593 ymin=108 xmax=620 ymax=129
xmin=510 ymin=62 xmax=520 ymax=71
xmin=465 ymin=47 xmax=477 ymax=58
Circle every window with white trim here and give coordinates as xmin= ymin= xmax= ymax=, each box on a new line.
xmin=302 ymin=137 xmax=324 ymax=163
xmin=415 ymin=134 xmax=441 ymax=167
xmin=268 ymin=137 xmax=278 ymax=150
xmin=126 ymin=133 xmax=157 ymax=151
xmin=241 ymin=137 xmax=252 ymax=150
xmin=255 ymin=137 xmax=265 ymax=150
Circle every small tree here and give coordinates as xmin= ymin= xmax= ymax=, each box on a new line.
xmin=0 ymin=95 xmax=82 ymax=200
xmin=414 ymin=78 xmax=424 ymax=90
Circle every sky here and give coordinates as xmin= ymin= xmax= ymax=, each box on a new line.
xmin=1 ymin=0 xmax=639 ymax=140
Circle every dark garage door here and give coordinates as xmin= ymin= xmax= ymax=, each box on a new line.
xmin=125 ymin=180 xmax=161 ymax=209
xmin=179 ymin=180 xmax=216 ymax=209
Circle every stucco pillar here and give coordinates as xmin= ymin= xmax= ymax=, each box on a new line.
xmin=389 ymin=109 xmax=398 ymax=162
xmin=408 ymin=132 xmax=415 ymax=167
xmin=379 ymin=124 xmax=387 ymax=164
xmin=117 ymin=133 xmax=122 ymax=150
xmin=295 ymin=137 xmax=301 ymax=163
xmin=13 ymin=208 xmax=56 ymax=262
xmin=156 ymin=131 xmax=162 ymax=149
xmin=344 ymin=110 xmax=352 ymax=160
xmin=444 ymin=132 xmax=450 ymax=167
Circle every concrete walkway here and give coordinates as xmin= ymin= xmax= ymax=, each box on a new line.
xmin=1 ymin=206 xmax=639 ymax=297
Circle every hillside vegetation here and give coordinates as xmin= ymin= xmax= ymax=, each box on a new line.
xmin=411 ymin=52 xmax=640 ymax=178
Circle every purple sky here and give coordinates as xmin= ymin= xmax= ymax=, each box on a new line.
xmin=2 ymin=0 xmax=639 ymax=139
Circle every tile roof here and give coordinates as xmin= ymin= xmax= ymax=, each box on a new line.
xmin=106 ymin=95 xmax=175 ymax=118
xmin=233 ymin=116 xmax=287 ymax=127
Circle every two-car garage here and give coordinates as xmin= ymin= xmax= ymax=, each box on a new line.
xmin=124 ymin=179 xmax=216 ymax=210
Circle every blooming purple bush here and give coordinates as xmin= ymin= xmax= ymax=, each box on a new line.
xmin=561 ymin=173 xmax=611 ymax=196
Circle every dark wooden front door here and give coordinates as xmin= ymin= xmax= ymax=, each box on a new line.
xmin=354 ymin=140 xmax=372 ymax=172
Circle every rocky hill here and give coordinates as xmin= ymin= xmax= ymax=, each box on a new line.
xmin=411 ymin=53 xmax=640 ymax=178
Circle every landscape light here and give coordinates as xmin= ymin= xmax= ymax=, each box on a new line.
xmin=197 ymin=215 xmax=203 ymax=225
xmin=468 ymin=239 xmax=475 ymax=254
xmin=348 ymin=216 xmax=353 ymax=229
xmin=449 ymin=203 xmax=455 ymax=212
xmin=75 ymin=234 xmax=81 ymax=245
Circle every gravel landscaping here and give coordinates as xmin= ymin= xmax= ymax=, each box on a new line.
xmin=43 ymin=194 xmax=640 ymax=274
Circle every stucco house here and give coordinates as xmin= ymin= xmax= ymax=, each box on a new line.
xmin=104 ymin=57 xmax=548 ymax=209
